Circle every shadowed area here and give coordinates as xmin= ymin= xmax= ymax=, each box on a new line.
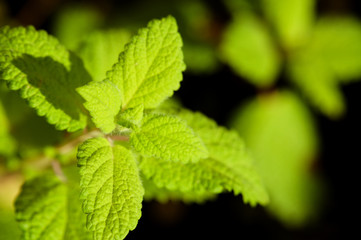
xmin=12 ymin=52 xmax=92 ymax=121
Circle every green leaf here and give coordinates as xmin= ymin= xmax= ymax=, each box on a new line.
xmin=77 ymin=80 xmax=121 ymax=133
xmin=0 ymin=26 xmax=91 ymax=132
xmin=140 ymin=108 xmax=269 ymax=206
xmin=64 ymin=171 xmax=92 ymax=240
xmin=142 ymin=176 xmax=216 ymax=204
xmin=107 ymin=15 xmax=185 ymax=109
xmin=116 ymin=104 xmax=144 ymax=129
xmin=309 ymin=16 xmax=361 ymax=82
xmin=220 ymin=12 xmax=281 ymax=87
xmin=231 ymin=90 xmax=322 ymax=226
xmin=77 ymin=137 xmax=144 ymax=240
xmin=288 ymin=49 xmax=345 ymax=118
xmin=14 ymin=174 xmax=91 ymax=240
xmin=261 ymin=0 xmax=315 ymax=49
xmin=130 ymin=113 xmax=208 ymax=163
xmin=15 ymin=175 xmax=66 ymax=240
xmin=77 ymin=29 xmax=131 ymax=82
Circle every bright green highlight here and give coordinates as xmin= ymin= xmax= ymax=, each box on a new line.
xmin=231 ymin=91 xmax=321 ymax=226
xmin=77 ymin=137 xmax=144 ymax=240
xmin=107 ymin=15 xmax=185 ymax=109
xmin=131 ymin=113 xmax=208 ymax=163
xmin=0 ymin=26 xmax=90 ymax=132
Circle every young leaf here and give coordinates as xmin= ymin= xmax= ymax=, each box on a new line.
xmin=231 ymin=91 xmax=321 ymax=226
xmin=140 ymin=108 xmax=269 ymax=206
xmin=116 ymin=104 xmax=144 ymax=129
xmin=15 ymin=174 xmax=91 ymax=240
xmin=77 ymin=137 xmax=144 ymax=240
xmin=220 ymin=12 xmax=281 ymax=87
xmin=77 ymin=80 xmax=121 ymax=133
xmin=261 ymin=0 xmax=315 ymax=48
xmin=0 ymin=26 xmax=91 ymax=132
xmin=107 ymin=15 xmax=185 ymax=109
xmin=130 ymin=113 xmax=208 ymax=163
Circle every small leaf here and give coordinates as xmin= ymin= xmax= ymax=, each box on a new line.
xmin=0 ymin=26 xmax=91 ymax=131
xmin=107 ymin=15 xmax=185 ymax=109
xmin=77 ymin=137 xmax=144 ymax=240
xmin=220 ymin=12 xmax=281 ymax=87
xmin=116 ymin=104 xmax=144 ymax=129
xmin=77 ymin=80 xmax=121 ymax=133
xmin=130 ymin=113 xmax=208 ymax=163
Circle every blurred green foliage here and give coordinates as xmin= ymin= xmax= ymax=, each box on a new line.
xmin=220 ymin=0 xmax=361 ymax=118
xmin=231 ymin=91 xmax=322 ymax=226
xmin=220 ymin=11 xmax=281 ymax=87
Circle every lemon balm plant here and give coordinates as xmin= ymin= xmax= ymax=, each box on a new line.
xmin=0 ymin=16 xmax=268 ymax=240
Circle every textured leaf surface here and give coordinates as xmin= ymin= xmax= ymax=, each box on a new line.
xmin=220 ymin=12 xmax=280 ymax=87
xmin=77 ymin=137 xmax=144 ymax=240
xmin=262 ymin=0 xmax=315 ymax=48
xmin=77 ymin=29 xmax=131 ymax=82
xmin=0 ymin=26 xmax=91 ymax=131
xmin=116 ymin=104 xmax=144 ymax=129
xmin=77 ymin=80 xmax=121 ymax=133
xmin=15 ymin=175 xmax=67 ymax=240
xmin=107 ymin=15 xmax=185 ymax=109
xmin=142 ymin=176 xmax=216 ymax=204
xmin=14 ymin=174 xmax=91 ymax=240
xmin=131 ymin=113 xmax=208 ymax=163
xmin=140 ymin=109 xmax=268 ymax=206
xmin=231 ymin=91 xmax=321 ymax=226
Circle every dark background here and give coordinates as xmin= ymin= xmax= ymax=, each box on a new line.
xmin=1 ymin=0 xmax=360 ymax=239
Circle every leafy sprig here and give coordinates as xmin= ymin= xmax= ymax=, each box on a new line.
xmin=1 ymin=16 xmax=268 ymax=240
